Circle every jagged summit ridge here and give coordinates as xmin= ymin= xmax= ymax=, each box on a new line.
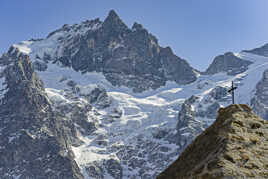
xmin=107 ymin=9 xmax=119 ymax=19
xmin=158 ymin=104 xmax=268 ymax=179
xmin=11 ymin=10 xmax=198 ymax=93
xmin=204 ymin=52 xmax=253 ymax=75
xmin=104 ymin=10 xmax=126 ymax=26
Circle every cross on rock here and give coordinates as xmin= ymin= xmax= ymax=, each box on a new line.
xmin=228 ymin=81 xmax=237 ymax=104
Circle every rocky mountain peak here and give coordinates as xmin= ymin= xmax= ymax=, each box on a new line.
xmin=158 ymin=104 xmax=268 ymax=179
xmin=16 ymin=10 xmax=198 ymax=93
xmin=161 ymin=46 xmax=173 ymax=54
xmin=107 ymin=9 xmax=120 ymax=20
xmin=204 ymin=52 xmax=253 ymax=75
xmin=102 ymin=9 xmax=128 ymax=31
xmin=0 ymin=49 xmax=48 ymax=114
xmin=132 ymin=22 xmax=144 ymax=31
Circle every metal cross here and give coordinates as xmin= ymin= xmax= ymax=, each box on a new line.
xmin=228 ymin=81 xmax=237 ymax=104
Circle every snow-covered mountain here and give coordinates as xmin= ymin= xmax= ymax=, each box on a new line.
xmin=10 ymin=10 xmax=197 ymax=93
xmin=1 ymin=10 xmax=268 ymax=179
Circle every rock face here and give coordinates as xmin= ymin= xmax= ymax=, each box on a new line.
xmin=243 ymin=43 xmax=268 ymax=57
xmin=158 ymin=104 xmax=268 ymax=179
xmin=0 ymin=10 xmax=199 ymax=178
xmin=3 ymin=10 xmax=268 ymax=179
xmin=209 ymin=86 xmax=229 ymax=101
xmin=174 ymin=96 xmax=205 ymax=148
xmin=173 ymin=89 xmax=229 ymax=150
xmin=251 ymin=69 xmax=268 ymax=120
xmin=0 ymin=50 xmax=84 ymax=179
xmin=204 ymin=52 xmax=252 ymax=75
xmin=21 ymin=10 xmax=198 ymax=92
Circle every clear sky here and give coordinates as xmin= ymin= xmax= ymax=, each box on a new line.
xmin=1 ymin=1 xmax=268 ymax=70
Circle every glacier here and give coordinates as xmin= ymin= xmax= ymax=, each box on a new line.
xmin=1 ymin=11 xmax=268 ymax=178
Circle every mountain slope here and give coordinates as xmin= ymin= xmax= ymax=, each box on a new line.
xmin=2 ymin=10 xmax=268 ymax=179
xmin=0 ymin=50 xmax=84 ymax=178
xmin=158 ymin=104 xmax=268 ymax=179
xmin=12 ymin=10 xmax=198 ymax=93
xmin=204 ymin=52 xmax=252 ymax=75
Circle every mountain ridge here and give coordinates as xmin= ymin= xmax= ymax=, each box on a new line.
xmin=10 ymin=10 xmax=265 ymax=90
xmin=11 ymin=10 xmax=198 ymax=93
xmin=1 ymin=10 xmax=268 ymax=179
xmin=0 ymin=50 xmax=84 ymax=178
xmin=242 ymin=43 xmax=268 ymax=57
xmin=158 ymin=104 xmax=268 ymax=179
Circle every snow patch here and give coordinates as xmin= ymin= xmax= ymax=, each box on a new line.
xmin=13 ymin=41 xmax=32 ymax=54
xmin=13 ymin=174 xmax=22 ymax=179
xmin=46 ymin=88 xmax=70 ymax=104
xmin=9 ymin=32 xmax=268 ymax=178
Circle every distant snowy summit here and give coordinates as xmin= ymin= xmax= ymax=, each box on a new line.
xmin=204 ymin=52 xmax=252 ymax=75
xmin=8 ymin=10 xmax=268 ymax=94
xmin=9 ymin=10 xmax=198 ymax=93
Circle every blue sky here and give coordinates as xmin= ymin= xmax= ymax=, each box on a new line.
xmin=1 ymin=1 xmax=268 ymax=70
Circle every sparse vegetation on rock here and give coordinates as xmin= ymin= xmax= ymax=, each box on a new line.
xmin=158 ymin=104 xmax=268 ymax=179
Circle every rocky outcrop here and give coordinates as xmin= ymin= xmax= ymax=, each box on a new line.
xmin=77 ymin=85 xmax=110 ymax=109
xmin=158 ymin=104 xmax=268 ymax=179
xmin=27 ymin=10 xmax=198 ymax=92
xmin=0 ymin=50 xmax=84 ymax=179
xmin=208 ymin=86 xmax=229 ymax=101
xmin=173 ymin=88 xmax=231 ymax=148
xmin=243 ymin=43 xmax=268 ymax=57
xmin=204 ymin=52 xmax=252 ymax=75
xmin=174 ymin=96 xmax=205 ymax=148
xmin=251 ymin=69 xmax=268 ymax=120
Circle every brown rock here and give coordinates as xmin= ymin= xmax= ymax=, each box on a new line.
xmin=157 ymin=104 xmax=268 ymax=179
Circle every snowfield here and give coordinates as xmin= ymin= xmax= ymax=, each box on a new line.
xmin=43 ymin=51 xmax=268 ymax=178
xmin=6 ymin=33 xmax=268 ymax=178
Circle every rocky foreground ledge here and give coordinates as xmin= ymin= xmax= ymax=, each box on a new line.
xmin=158 ymin=104 xmax=268 ymax=179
